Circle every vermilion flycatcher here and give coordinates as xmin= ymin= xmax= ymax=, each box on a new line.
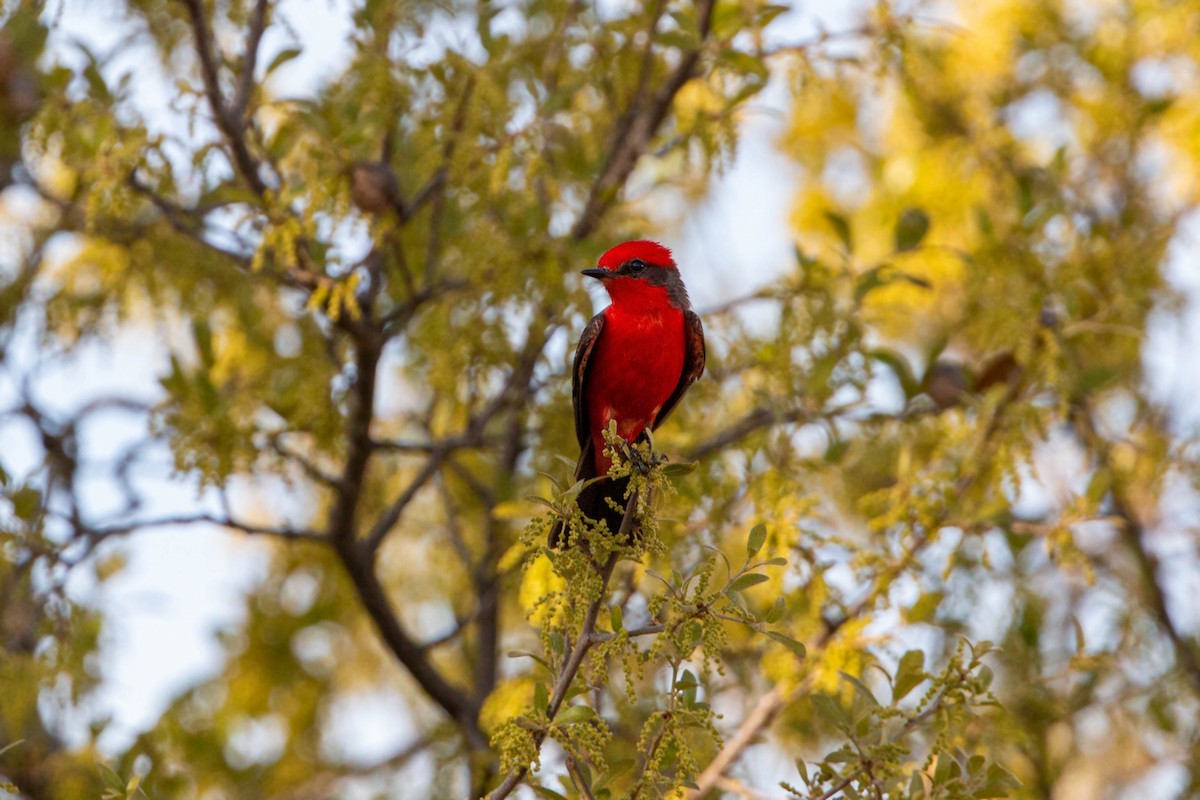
xmin=549 ymin=240 xmax=706 ymax=546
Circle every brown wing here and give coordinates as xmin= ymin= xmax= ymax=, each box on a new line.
xmin=571 ymin=312 xmax=606 ymax=478
xmin=653 ymin=309 xmax=705 ymax=430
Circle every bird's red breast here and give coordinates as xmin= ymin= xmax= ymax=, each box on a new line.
xmin=585 ymin=301 xmax=686 ymax=473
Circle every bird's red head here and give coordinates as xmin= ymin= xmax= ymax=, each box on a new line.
xmin=582 ymin=239 xmax=690 ymax=311
xmin=596 ymin=240 xmax=676 ymax=272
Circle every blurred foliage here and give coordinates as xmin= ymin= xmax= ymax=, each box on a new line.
xmin=1 ymin=0 xmax=1199 ymax=798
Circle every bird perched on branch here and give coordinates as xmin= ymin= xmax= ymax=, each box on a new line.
xmin=549 ymin=240 xmax=705 ymax=547
xmin=348 ymin=160 xmax=407 ymax=220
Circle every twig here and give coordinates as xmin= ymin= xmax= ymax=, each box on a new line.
xmin=364 ymin=453 xmax=447 ymax=553
xmin=569 ymin=0 xmax=717 ymax=240
xmin=686 ymin=406 xmax=815 ymax=461
xmin=233 ymin=0 xmax=271 ymax=121
xmin=179 ymin=0 xmax=269 ymax=196
xmin=566 ymin=756 xmax=598 ymax=800
xmin=484 ymin=495 xmax=637 ymax=799
xmin=80 ymin=513 xmax=325 ymax=543
xmin=688 ymin=687 xmax=785 ymax=797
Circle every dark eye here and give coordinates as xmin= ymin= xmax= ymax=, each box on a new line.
xmin=628 ymin=259 xmax=647 ymax=274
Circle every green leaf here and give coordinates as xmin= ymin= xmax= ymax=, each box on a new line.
xmin=823 ymin=438 xmax=851 ymax=463
xmin=758 ymin=4 xmax=790 ymax=27
xmin=1085 ymin=468 xmax=1112 ymax=505
xmin=534 ymin=682 xmax=548 ymax=713
xmin=595 ymin=759 xmax=635 ymax=790
xmin=661 ymin=461 xmax=697 ymax=477
xmin=610 ymin=604 xmax=623 ymax=633
xmin=265 ymin=47 xmax=302 ymax=76
xmin=674 ymin=670 xmax=699 ymax=690
xmin=764 ymin=595 xmax=786 ymax=624
xmin=869 ymin=347 xmax=920 ymax=398
xmin=530 ymin=786 xmax=569 ymax=800
xmin=811 ymin=694 xmax=847 ymax=728
xmin=762 ymin=557 xmax=788 ymax=567
xmin=840 ymin=672 xmax=879 ymax=706
xmin=514 ymin=715 xmax=543 ymax=732
xmin=0 ymin=739 xmax=24 ymax=758
xmin=718 ymin=49 xmax=769 ymax=80
xmin=824 ymin=210 xmax=853 ymax=253
xmin=976 ymin=763 xmax=1020 ymax=798
xmin=98 ymin=764 xmax=124 ymax=792
xmin=724 ymin=588 xmax=750 ymax=616
xmin=904 ymin=591 xmax=944 ymax=624
xmin=728 ymin=573 xmax=769 ymax=593
xmin=11 ymin=486 xmax=41 ymax=522
xmin=555 ymin=705 xmax=596 ymax=725
xmin=192 ymin=318 xmax=214 ymax=367
xmin=894 ymin=207 xmax=931 ymax=252
xmin=656 ymin=29 xmax=700 ymax=50
xmin=506 ymin=650 xmax=551 ymax=672
xmin=893 ymin=649 xmax=926 ymax=701
xmin=746 ymin=523 xmax=767 ymax=558
xmin=676 ymin=669 xmax=699 ymax=705
xmin=766 ymin=630 xmax=806 ymax=659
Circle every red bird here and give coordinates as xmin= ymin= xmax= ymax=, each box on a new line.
xmin=549 ymin=240 xmax=706 ymax=546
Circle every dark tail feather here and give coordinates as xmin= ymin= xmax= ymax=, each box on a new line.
xmin=548 ymin=475 xmax=630 ymax=548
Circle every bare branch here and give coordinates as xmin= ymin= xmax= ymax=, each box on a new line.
xmin=333 ymin=534 xmax=485 ymax=750
xmin=569 ymin=0 xmax=717 ymax=240
xmin=179 ymin=0 xmax=269 ymax=195
xmin=80 ymin=513 xmax=325 ymax=544
xmin=233 ymin=0 xmax=271 ymax=121
xmin=364 ymin=453 xmax=447 ymax=553
xmin=688 ymin=687 xmax=785 ymax=798
xmin=267 ymin=433 xmax=344 ymax=489
xmin=686 ymin=406 xmax=814 ymax=461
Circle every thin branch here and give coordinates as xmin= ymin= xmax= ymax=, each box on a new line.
xmin=371 ymin=432 xmax=489 ymax=454
xmin=333 ymin=534 xmax=485 ymax=750
xmin=267 ymin=433 xmax=344 ymax=488
xmin=233 ymin=0 xmax=270 ymax=121
xmin=80 ymin=513 xmax=325 ymax=543
xmin=485 ymin=496 xmax=637 ymax=799
xmin=715 ymin=776 xmax=782 ymax=800
xmin=365 ymin=453 xmax=447 ymax=553
xmin=688 ymin=687 xmax=785 ymax=797
xmin=1074 ymin=405 xmax=1200 ymax=692
xmin=179 ymin=0 xmax=269 ymax=195
xmin=569 ymin=0 xmax=717 ymax=240
xmin=566 ymin=756 xmax=598 ymax=800
xmin=685 ymin=406 xmax=813 ymax=461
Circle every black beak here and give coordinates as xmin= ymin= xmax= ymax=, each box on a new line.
xmin=581 ymin=268 xmax=611 ymax=280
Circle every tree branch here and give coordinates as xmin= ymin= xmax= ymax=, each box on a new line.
xmin=484 ymin=495 xmax=637 ymax=799
xmin=232 ymin=0 xmax=270 ymax=121
xmin=688 ymin=687 xmax=785 ymax=797
xmin=179 ymin=0 xmax=269 ymax=196
xmin=569 ymin=0 xmax=717 ymax=240
xmin=332 ymin=535 xmax=485 ymax=750
xmin=79 ymin=513 xmax=325 ymax=544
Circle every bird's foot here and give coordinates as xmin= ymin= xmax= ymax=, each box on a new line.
xmin=615 ymin=439 xmax=665 ymax=475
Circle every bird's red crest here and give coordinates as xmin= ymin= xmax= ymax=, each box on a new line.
xmin=597 ymin=240 xmax=676 ymax=271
